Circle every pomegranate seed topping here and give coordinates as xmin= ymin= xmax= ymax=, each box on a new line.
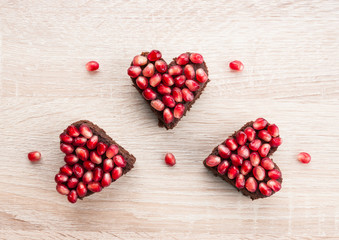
xmin=59 ymin=133 xmax=73 ymax=144
xmin=230 ymin=154 xmax=243 ymax=166
xmin=176 ymin=53 xmax=189 ymax=65
xmin=127 ymin=66 xmax=142 ymax=78
xmin=87 ymin=135 xmax=98 ymax=150
xmin=73 ymin=137 xmax=87 ymax=147
xmin=55 ymin=173 xmax=68 ymax=183
xmin=60 ymin=143 xmax=74 ymax=154
xmin=245 ymin=177 xmax=258 ymax=192
xmin=56 ymin=184 xmax=70 ymax=195
xmin=147 ymin=50 xmax=162 ymax=61
xmin=225 ymin=138 xmax=238 ymax=151
xmin=267 ymin=179 xmax=281 ymax=192
xmin=73 ymin=164 xmax=84 ymax=178
xmin=235 ymin=174 xmax=245 ymax=189
xmin=172 ymin=87 xmax=183 ymax=102
xmin=261 ymin=157 xmax=274 ymax=170
xmin=163 ymin=108 xmax=174 ymax=124
xmin=142 ymin=63 xmax=155 ymax=77
xmin=101 ymin=173 xmax=112 ymax=187
xmin=185 ymin=80 xmax=200 ymax=92
xmin=240 ymin=160 xmax=252 ymax=175
xmin=205 ymin=155 xmax=221 ymax=167
xmin=174 ymin=75 xmax=186 ymax=88
xmin=67 ymin=190 xmax=78 ymax=203
xmin=75 ymin=147 xmax=89 ymax=161
xmin=268 ymin=169 xmax=281 ymax=179
xmin=97 ymin=142 xmax=107 ymax=156
xmin=195 ymin=68 xmax=208 ymax=83
xmin=87 ymin=182 xmax=102 ymax=192
xmin=86 ymin=61 xmax=99 ymax=71
xmin=64 ymin=154 xmax=79 ymax=165
xmin=93 ymin=167 xmax=103 ymax=182
xmin=182 ymin=88 xmax=194 ymax=102
xmin=253 ymin=166 xmax=266 ymax=181
xmin=136 ymin=76 xmax=148 ymax=90
xmin=149 ymin=73 xmax=162 ymax=87
xmin=83 ymin=161 xmax=95 ymax=171
xmin=60 ymin=165 xmax=73 ymax=176
xmin=142 ymin=88 xmax=157 ymax=100
xmin=244 ymin=127 xmax=256 ymax=141
xmin=133 ymin=55 xmax=147 ymax=66
xmin=270 ymin=137 xmax=283 ymax=147
xmin=103 ymin=158 xmax=114 ymax=172
xmin=173 ymin=104 xmax=185 ymax=119
xmin=190 ymin=53 xmax=204 ymax=64
xmin=258 ymin=143 xmax=271 ymax=157
xmin=237 ymin=145 xmax=250 ymax=159
xmin=82 ymin=171 xmax=93 ymax=184
xmin=155 ymin=60 xmax=167 ymax=73
xmin=227 ymin=165 xmax=239 ymax=179
xmin=162 ymin=95 xmax=176 ymax=108
xmin=258 ymin=130 xmax=272 ymax=142
xmin=236 ymin=131 xmax=247 ymax=146
xmin=250 ymin=152 xmax=261 ymax=167
xmin=79 ymin=124 xmax=93 ymax=139
xmin=229 ymin=60 xmax=244 ymax=71
xmin=76 ymin=182 xmax=87 ymax=197
xmin=259 ymin=182 xmax=272 ymax=196
xmin=165 ymin=153 xmax=176 ymax=166
xmin=67 ymin=125 xmax=80 ymax=137
xmin=90 ymin=151 xmax=102 ymax=164
xmin=184 ymin=65 xmax=195 ymax=79
xmin=267 ymin=124 xmax=279 ymax=137
xmin=217 ymin=160 xmax=229 ymax=175
xmin=157 ymin=84 xmax=172 ymax=95
xmin=168 ymin=65 xmax=183 ymax=76
xmin=106 ymin=144 xmax=119 ymax=159
xmin=112 ymin=167 xmax=123 ymax=180
xmin=253 ymin=118 xmax=268 ymax=130
xmin=218 ymin=145 xmax=231 ymax=159
xmin=162 ymin=74 xmax=174 ymax=86
xmin=67 ymin=177 xmax=79 ymax=189
xmin=248 ymin=139 xmax=262 ymax=151
xmin=151 ymin=99 xmax=165 ymax=111
xmin=298 ymin=152 xmax=311 ymax=164
xmin=27 ymin=151 xmax=41 ymax=162
xmin=113 ymin=155 xmax=126 ymax=167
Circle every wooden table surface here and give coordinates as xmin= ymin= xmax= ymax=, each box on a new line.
xmin=1 ymin=1 xmax=339 ymax=239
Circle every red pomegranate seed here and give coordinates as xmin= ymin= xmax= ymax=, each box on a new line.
xmin=55 ymin=173 xmax=68 ymax=183
xmin=258 ymin=143 xmax=271 ymax=157
xmin=106 ymin=144 xmax=119 ymax=159
xmin=259 ymin=182 xmax=272 ymax=196
xmin=67 ymin=177 xmax=79 ymax=189
xmin=162 ymin=95 xmax=176 ymax=108
xmin=267 ymin=124 xmax=279 ymax=137
xmin=64 ymin=154 xmax=79 ymax=165
xmin=163 ymin=108 xmax=174 ymax=124
xmin=258 ymin=130 xmax=272 ymax=142
xmin=195 ymin=68 xmax=208 ymax=83
xmin=73 ymin=164 xmax=84 ymax=178
xmin=127 ymin=66 xmax=142 ymax=78
xmin=172 ymin=87 xmax=183 ymax=102
xmin=250 ymin=152 xmax=261 ymax=167
xmin=227 ymin=165 xmax=239 ymax=179
xmin=149 ymin=73 xmax=162 ymax=87
xmin=142 ymin=63 xmax=155 ymax=77
xmin=67 ymin=190 xmax=78 ymax=203
xmin=90 ymin=151 xmax=102 ymax=164
xmin=185 ymin=80 xmax=200 ymax=92
xmin=82 ymin=171 xmax=93 ymax=184
xmin=155 ymin=60 xmax=167 ymax=73
xmin=176 ymin=53 xmax=189 ymax=65
xmin=133 ymin=55 xmax=147 ymax=66
xmin=136 ymin=76 xmax=148 ymax=90
xmin=60 ymin=143 xmax=74 ymax=154
xmin=205 ymin=155 xmax=221 ymax=167
xmin=142 ymin=88 xmax=157 ymax=100
xmin=173 ymin=104 xmax=185 ymax=119
xmin=165 ymin=153 xmax=176 ymax=166
xmin=217 ymin=160 xmax=229 ymax=175
xmin=28 ymin=151 xmax=41 ymax=162
xmin=76 ymin=182 xmax=87 ymax=197
xmin=235 ymin=174 xmax=245 ymax=189
xmin=79 ymin=124 xmax=93 ymax=139
xmin=190 ymin=53 xmax=204 ymax=64
xmin=93 ymin=167 xmax=103 ymax=182
xmin=60 ymin=165 xmax=73 ymax=176
xmin=245 ymin=177 xmax=257 ymax=192
xmin=253 ymin=166 xmax=266 ymax=181
xmin=101 ymin=173 xmax=112 ymax=187
xmin=56 ymin=184 xmax=70 ymax=195
xmin=147 ymin=50 xmax=162 ymax=61
xmin=253 ymin=118 xmax=268 ymax=130
xmin=249 ymin=139 xmax=262 ymax=151
xmin=218 ymin=145 xmax=231 ymax=159
xmin=182 ymin=88 xmax=194 ymax=102
xmin=236 ymin=131 xmax=247 ymax=145
xmin=244 ymin=127 xmax=256 ymax=141
xmin=184 ymin=65 xmax=195 ymax=79
xmin=87 ymin=135 xmax=98 ymax=150
xmin=267 ymin=179 xmax=281 ymax=192
xmin=75 ymin=147 xmax=89 ymax=161
xmin=96 ymin=142 xmax=107 ymax=156
xmin=83 ymin=161 xmax=95 ymax=171
xmin=73 ymin=137 xmax=87 ymax=147
xmin=59 ymin=133 xmax=73 ymax=144
xmin=297 ymin=152 xmax=311 ymax=164
xmin=113 ymin=155 xmax=126 ymax=167
xmin=225 ymin=138 xmax=238 ymax=151
xmin=261 ymin=157 xmax=274 ymax=170
xmin=237 ymin=145 xmax=250 ymax=159
xmin=86 ymin=61 xmax=99 ymax=71
xmin=151 ymin=99 xmax=165 ymax=111
xmin=87 ymin=182 xmax=102 ymax=192
xmin=270 ymin=137 xmax=283 ymax=147
xmin=240 ymin=160 xmax=252 ymax=175
xmin=168 ymin=65 xmax=183 ymax=76
xmin=162 ymin=74 xmax=174 ymax=86
xmin=268 ymin=169 xmax=281 ymax=179
xmin=112 ymin=167 xmax=123 ymax=180
xmin=229 ymin=60 xmax=244 ymax=71
xmin=157 ymin=84 xmax=172 ymax=95
xmin=230 ymin=154 xmax=243 ymax=166
xmin=174 ymin=75 xmax=186 ymax=88
xmin=67 ymin=125 xmax=80 ymax=137
xmin=103 ymin=158 xmax=114 ymax=172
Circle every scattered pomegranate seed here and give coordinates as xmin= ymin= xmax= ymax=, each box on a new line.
xmin=67 ymin=177 xmax=79 ymax=189
xmin=67 ymin=125 xmax=80 ymax=137
xmin=235 ymin=174 xmax=245 ymax=189
xmin=217 ymin=160 xmax=229 ymax=175
xmin=133 ymin=55 xmax=147 ymax=66
xmin=162 ymin=95 xmax=176 ymax=108
xmin=231 ymin=154 xmax=243 ymax=166
xmin=83 ymin=161 xmax=95 ymax=171
xmin=64 ymin=154 xmax=79 ymax=165
xmin=112 ymin=167 xmax=123 ymax=180
xmin=75 ymin=147 xmax=89 ymax=161
xmin=147 ymin=50 xmax=162 ymax=61
xmin=195 ymin=68 xmax=208 ymax=83
xmin=165 ymin=153 xmax=176 ymax=166
xmin=237 ymin=145 xmax=250 ymax=159
xmin=184 ymin=65 xmax=195 ymax=79
xmin=113 ymin=155 xmax=126 ymax=167
xmin=182 ymin=88 xmax=194 ymax=102
xmin=174 ymin=75 xmax=186 ymax=88
xmin=261 ymin=157 xmax=274 ymax=170
xmin=240 ymin=160 xmax=252 ymax=175
xmin=268 ymin=169 xmax=281 ymax=179
xmin=205 ymin=155 xmax=221 ymax=167
xmin=87 ymin=182 xmax=102 ymax=192
xmin=79 ymin=124 xmax=93 ymax=139
xmin=60 ymin=165 xmax=73 ymax=176
xmin=149 ymin=73 xmax=162 ymax=87
xmin=253 ymin=118 xmax=268 ymax=130
xmin=87 ymin=135 xmax=98 ymax=150
xmin=60 ymin=143 xmax=74 ymax=155
xmin=151 ymin=99 xmax=165 ymax=111
xmin=90 ymin=151 xmax=102 ymax=164
xmin=218 ymin=145 xmax=231 ymax=159
xmin=76 ymin=182 xmax=87 ymax=197
xmin=225 ymin=138 xmax=238 ymax=151
xmin=168 ymin=65 xmax=183 ymax=76
xmin=244 ymin=127 xmax=256 ymax=141
xmin=103 ymin=158 xmax=114 ymax=172
xmin=101 ymin=173 xmax=112 ymax=187
xmin=73 ymin=137 xmax=87 ymax=147
xmin=229 ymin=60 xmax=244 ymax=71
xmin=227 ymin=165 xmax=239 ymax=179
xmin=55 ymin=173 xmax=68 ymax=184
xmin=269 ymin=137 xmax=283 ymax=147
xmin=172 ymin=87 xmax=183 ymax=102
xmin=176 ymin=53 xmax=189 ymax=65
xmin=173 ymin=104 xmax=185 ymax=119
xmin=96 ymin=142 xmax=107 ymax=156
xmin=56 ymin=184 xmax=70 ymax=195
xmin=106 ymin=144 xmax=119 ymax=159
xmin=93 ymin=167 xmax=103 ymax=182
xmin=142 ymin=88 xmax=157 ymax=100
xmin=73 ymin=164 xmax=84 ymax=178
xmin=67 ymin=190 xmax=78 ymax=203
xmin=297 ymin=152 xmax=311 ymax=164
xmin=142 ymin=63 xmax=155 ymax=77
xmin=157 ymin=84 xmax=172 ymax=95
xmin=259 ymin=182 xmax=272 ymax=196
xmin=155 ymin=60 xmax=168 ymax=73
xmin=250 ymin=152 xmax=261 ymax=167
xmin=258 ymin=143 xmax=271 ymax=157
xmin=59 ymin=133 xmax=73 ymax=144
xmin=253 ymin=166 xmax=266 ymax=181
xmin=190 ymin=53 xmax=204 ymax=64
xmin=236 ymin=131 xmax=247 ymax=146
xmin=28 ymin=151 xmax=41 ymax=162
xmin=248 ymin=139 xmax=262 ymax=151
xmin=163 ymin=108 xmax=174 ymax=124
xmin=82 ymin=171 xmax=93 ymax=184
xmin=127 ymin=66 xmax=142 ymax=78
xmin=267 ymin=124 xmax=279 ymax=137
xmin=267 ymin=179 xmax=281 ymax=192
xmin=86 ymin=61 xmax=99 ymax=71
xmin=136 ymin=76 xmax=148 ymax=90
xmin=258 ymin=130 xmax=272 ymax=142
xmin=245 ymin=177 xmax=257 ymax=192
xmin=185 ymin=80 xmax=200 ymax=92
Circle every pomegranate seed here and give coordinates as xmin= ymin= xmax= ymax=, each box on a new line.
xmin=190 ymin=53 xmax=204 ymax=64
xmin=267 ymin=124 xmax=279 ymax=137
xmin=127 ymin=66 xmax=142 ymax=78
xmin=217 ymin=160 xmax=229 ymax=175
xmin=240 ymin=160 xmax=252 ymax=175
xmin=258 ymin=130 xmax=272 ymax=142
xmin=261 ymin=157 xmax=274 ymax=170
xmin=73 ymin=164 xmax=84 ymax=178
xmin=205 ymin=155 xmax=221 ymax=167
xmin=87 ymin=182 xmax=102 ymax=192
xmin=165 ymin=153 xmax=176 ymax=166
xmin=172 ymin=87 xmax=183 ymax=102
xmin=67 ymin=125 xmax=80 ymax=137
xmin=237 ymin=145 xmax=250 ymax=159
xmin=147 ymin=50 xmax=162 ymax=61
xmin=83 ymin=161 xmax=95 ymax=171
xmin=113 ymin=155 xmax=126 ymax=167
xmin=64 ymin=154 xmax=79 ymax=165
xmin=176 ymin=53 xmax=189 ymax=65
xmin=157 ymin=84 xmax=172 ymax=95
xmin=229 ymin=60 xmax=244 ymax=71
xmin=248 ymin=139 xmax=262 ymax=151
xmin=75 ymin=147 xmax=89 ymax=161
xmin=79 ymin=124 xmax=93 ymax=139
xmin=267 ymin=179 xmax=281 ymax=192
xmin=230 ymin=154 xmax=243 ymax=166
xmin=86 ymin=61 xmax=99 ymax=71
xmin=90 ymin=151 xmax=102 ymax=164
xmin=73 ymin=137 xmax=87 ymax=147
xmin=67 ymin=177 xmax=79 ymax=189
xmin=60 ymin=143 xmax=74 ymax=154
xmin=168 ymin=65 xmax=183 ymax=76
xmin=218 ymin=145 xmax=231 ymax=159
xmin=101 ymin=173 xmax=112 ymax=187
xmin=250 ymin=152 xmax=261 ymax=167
xmin=155 ymin=60 xmax=167 ymax=73
xmin=82 ymin=171 xmax=93 ymax=184
xmin=56 ymin=184 xmax=70 ymax=195
xmin=298 ymin=152 xmax=311 ymax=164
xmin=245 ymin=177 xmax=257 ymax=192
xmin=259 ymin=182 xmax=272 ymax=196
xmin=173 ymin=104 xmax=185 ymax=119
xmin=195 ymin=68 xmax=208 ymax=83
xmin=185 ymin=80 xmax=200 ymax=92
xmin=227 ymin=165 xmax=239 ymax=179
xmin=103 ymin=158 xmax=114 ymax=172
xmin=55 ymin=173 xmax=68 ymax=183
xmin=142 ymin=88 xmax=157 ymax=100
xmin=106 ymin=144 xmax=119 ymax=159
xmin=136 ymin=76 xmax=148 ymax=90
xmin=270 ymin=137 xmax=283 ymax=148
xmin=67 ymin=190 xmax=78 ymax=203
xmin=253 ymin=166 xmax=266 ymax=181
xmin=244 ymin=127 xmax=256 ymax=141
xmin=268 ymin=169 xmax=281 ymax=179
xmin=133 ymin=55 xmax=147 ymax=66
xmin=235 ymin=174 xmax=245 ymax=189
xmin=27 ymin=151 xmax=41 ymax=162
xmin=162 ymin=74 xmax=174 ymax=86
xmin=96 ymin=142 xmax=107 ymax=156
xmin=59 ymin=133 xmax=73 ymax=144
xmin=236 ymin=131 xmax=247 ymax=146
xmin=87 ymin=135 xmax=98 ymax=149
xmin=182 ymin=88 xmax=194 ymax=102
xmin=142 ymin=63 xmax=155 ymax=77
xmin=184 ymin=65 xmax=195 ymax=79
xmin=162 ymin=95 xmax=176 ymax=108
xmin=93 ymin=167 xmax=103 ymax=182
xmin=112 ymin=167 xmax=123 ymax=180
xmin=151 ymin=99 xmax=165 ymax=111
xmin=149 ymin=73 xmax=162 ymax=87
xmin=76 ymin=182 xmax=87 ymax=197
xmin=60 ymin=165 xmax=73 ymax=176
xmin=253 ymin=118 xmax=268 ymax=130
xmin=225 ymin=138 xmax=238 ymax=151
xmin=163 ymin=108 xmax=174 ymax=124
xmin=258 ymin=143 xmax=271 ymax=157
xmin=174 ymin=75 xmax=186 ymax=88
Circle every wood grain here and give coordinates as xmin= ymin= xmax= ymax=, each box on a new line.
xmin=0 ymin=0 xmax=339 ymax=239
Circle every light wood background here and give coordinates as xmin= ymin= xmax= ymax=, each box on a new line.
xmin=1 ymin=1 xmax=339 ymax=239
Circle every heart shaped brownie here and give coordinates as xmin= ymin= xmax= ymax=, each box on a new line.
xmin=56 ymin=120 xmax=136 ymax=203
xmin=204 ymin=118 xmax=283 ymax=199
xmin=128 ymin=50 xmax=210 ymax=129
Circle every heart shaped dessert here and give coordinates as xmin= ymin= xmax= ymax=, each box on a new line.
xmin=56 ymin=120 xmax=136 ymax=203
xmin=128 ymin=50 xmax=210 ymax=129
xmin=203 ymin=118 xmax=283 ymax=199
